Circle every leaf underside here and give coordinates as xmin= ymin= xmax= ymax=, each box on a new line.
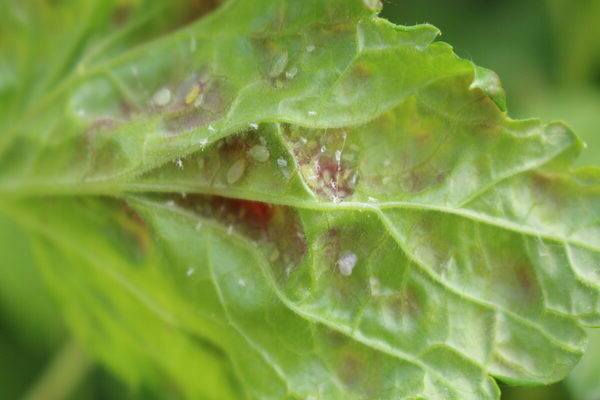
xmin=1 ymin=0 xmax=600 ymax=399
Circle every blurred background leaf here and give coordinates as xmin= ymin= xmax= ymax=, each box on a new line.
xmin=382 ymin=1 xmax=600 ymax=399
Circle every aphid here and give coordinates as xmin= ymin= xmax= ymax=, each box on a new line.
xmin=337 ymin=251 xmax=357 ymax=276
xmin=269 ymin=51 xmax=289 ymax=78
xmin=165 ymin=200 xmax=176 ymax=207
xmin=247 ymin=145 xmax=270 ymax=162
xmin=227 ymin=159 xmax=246 ymax=184
xmin=185 ymin=85 xmax=200 ymax=105
xmin=153 ymin=87 xmax=172 ymax=106
xmin=270 ymin=248 xmax=280 ymax=262
xmin=193 ymin=92 xmax=205 ymax=108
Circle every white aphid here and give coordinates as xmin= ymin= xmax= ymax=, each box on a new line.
xmin=227 ymin=159 xmax=246 ymax=184
xmin=247 ymin=145 xmax=270 ymax=162
xmin=337 ymin=251 xmax=358 ymax=276
xmin=153 ymin=87 xmax=172 ymax=106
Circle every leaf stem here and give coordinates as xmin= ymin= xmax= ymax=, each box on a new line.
xmin=22 ymin=341 xmax=93 ymax=400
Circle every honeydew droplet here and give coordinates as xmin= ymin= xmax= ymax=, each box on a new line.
xmin=337 ymin=251 xmax=357 ymax=276
xmin=306 ymin=44 xmax=316 ymax=53
xmin=153 ymin=87 xmax=171 ymax=106
xmin=247 ymin=145 xmax=270 ymax=162
xmin=285 ymin=66 xmax=298 ymax=80
xmin=185 ymin=85 xmax=200 ymax=104
xmin=269 ymin=51 xmax=288 ymax=78
xmin=227 ymin=159 xmax=246 ymax=184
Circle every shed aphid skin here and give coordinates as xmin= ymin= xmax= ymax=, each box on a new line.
xmin=248 ymin=123 xmax=259 ymax=130
xmin=276 ymin=158 xmax=288 ymax=168
xmin=269 ymin=51 xmax=288 ymax=78
xmin=337 ymin=251 xmax=358 ymax=276
xmin=152 ymin=87 xmax=172 ymax=106
xmin=198 ymin=138 xmax=208 ymax=148
xmin=227 ymin=159 xmax=246 ymax=184
xmin=285 ymin=66 xmax=298 ymax=80
xmin=320 ymin=146 xmax=326 ymax=153
xmin=185 ymin=85 xmax=200 ymax=105
xmin=186 ymin=267 xmax=195 ymax=277
xmin=368 ymin=196 xmax=378 ymax=203
xmin=306 ymin=44 xmax=315 ymax=53
xmin=237 ymin=279 xmax=246 ymax=287
xmin=208 ymin=124 xmax=216 ymax=133
xmin=175 ymin=159 xmax=183 ymax=169
xmin=247 ymin=145 xmax=270 ymax=162
xmin=307 ymin=110 xmax=317 ymax=116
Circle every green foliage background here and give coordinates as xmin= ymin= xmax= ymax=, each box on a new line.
xmin=0 ymin=0 xmax=598 ymax=399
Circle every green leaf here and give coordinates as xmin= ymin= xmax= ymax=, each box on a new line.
xmin=1 ymin=0 xmax=600 ymax=399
